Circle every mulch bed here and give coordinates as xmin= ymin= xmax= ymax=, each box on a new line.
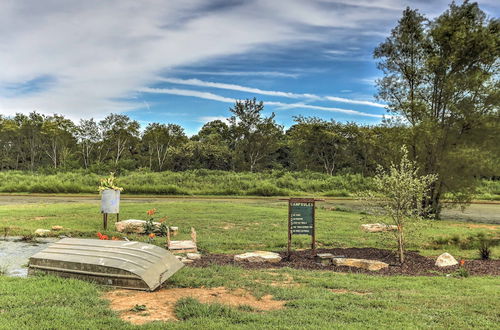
xmin=190 ymin=248 xmax=500 ymax=276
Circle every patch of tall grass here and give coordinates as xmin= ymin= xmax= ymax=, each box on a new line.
xmin=0 ymin=170 xmax=497 ymax=198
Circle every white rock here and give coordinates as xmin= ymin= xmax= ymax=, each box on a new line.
xmin=361 ymin=223 xmax=398 ymax=232
xmin=331 ymin=258 xmax=389 ymax=271
xmin=34 ymin=229 xmax=51 ymax=236
xmin=115 ymin=219 xmax=160 ymax=233
xmin=435 ymin=253 xmax=458 ymax=267
xmin=234 ymin=251 xmax=282 ymax=263
xmin=186 ymin=253 xmax=201 ymax=260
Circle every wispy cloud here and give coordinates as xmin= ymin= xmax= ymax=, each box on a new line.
xmin=178 ymin=71 xmax=300 ymax=78
xmin=266 ymin=102 xmax=384 ymax=118
xmin=197 ymin=116 xmax=229 ymax=123
xmin=158 ymin=78 xmax=319 ymax=100
xmin=141 ymin=87 xmax=383 ymax=119
xmin=324 ymin=96 xmax=384 ymax=108
xmin=159 ymin=77 xmax=385 ymax=108
xmin=138 ymin=87 xmax=235 ymax=103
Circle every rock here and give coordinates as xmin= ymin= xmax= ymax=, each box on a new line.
xmin=115 ymin=219 xmax=160 ymax=233
xmin=51 ymin=225 xmax=63 ymax=231
xmin=315 ymin=253 xmax=334 ymax=265
xmin=34 ymin=229 xmax=51 ymax=237
xmin=361 ymin=223 xmax=398 ymax=232
xmin=331 ymin=258 xmax=389 ymax=271
xmin=435 ymin=253 xmax=458 ymax=267
xmin=186 ymin=253 xmax=201 ymax=260
xmin=234 ymin=251 xmax=282 ymax=263
xmin=181 ymin=257 xmax=194 ymax=264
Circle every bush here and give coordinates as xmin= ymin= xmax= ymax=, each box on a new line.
xmin=478 ymin=239 xmax=492 ymax=260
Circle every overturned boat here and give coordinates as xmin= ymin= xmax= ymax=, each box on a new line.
xmin=29 ymin=238 xmax=184 ymax=291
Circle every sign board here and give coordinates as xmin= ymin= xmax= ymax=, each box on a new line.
xmin=290 ymin=200 xmax=314 ymax=235
xmin=285 ymin=198 xmax=322 ymax=256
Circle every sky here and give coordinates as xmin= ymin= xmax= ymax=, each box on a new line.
xmin=1 ymin=0 xmax=498 ymax=135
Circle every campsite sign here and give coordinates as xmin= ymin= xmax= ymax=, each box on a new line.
xmin=284 ymin=198 xmax=323 ymax=256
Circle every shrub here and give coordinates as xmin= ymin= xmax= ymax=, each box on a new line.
xmin=478 ymin=239 xmax=492 ymax=260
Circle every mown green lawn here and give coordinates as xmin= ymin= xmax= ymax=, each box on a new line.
xmin=0 ymin=198 xmax=499 ymax=328
xmin=0 ymin=267 xmax=499 ymax=329
xmin=0 ymin=198 xmax=498 ymax=258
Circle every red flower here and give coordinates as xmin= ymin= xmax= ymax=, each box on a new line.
xmin=97 ymin=232 xmax=103 ymax=239
xmin=148 ymin=233 xmax=156 ymax=239
xmin=459 ymin=259 xmax=465 ymax=266
xmin=146 ymin=208 xmax=157 ymax=216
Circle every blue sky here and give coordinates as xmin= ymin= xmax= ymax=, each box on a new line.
xmin=0 ymin=0 xmax=498 ymax=135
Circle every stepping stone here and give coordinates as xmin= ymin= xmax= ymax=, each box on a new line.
xmin=331 ymin=258 xmax=389 ymax=271
xmin=435 ymin=252 xmax=458 ymax=267
xmin=51 ymin=225 xmax=63 ymax=231
xmin=234 ymin=251 xmax=282 ymax=263
xmin=315 ymin=253 xmax=335 ymax=265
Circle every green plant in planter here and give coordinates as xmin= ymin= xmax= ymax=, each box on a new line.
xmin=98 ymin=172 xmax=123 ymax=192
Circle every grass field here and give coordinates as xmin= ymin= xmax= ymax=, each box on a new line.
xmin=0 ymin=198 xmax=498 ymax=258
xmin=0 ymin=198 xmax=499 ymax=328
xmin=0 ymin=170 xmax=498 ymax=200
xmin=1 ymin=267 xmax=499 ymax=329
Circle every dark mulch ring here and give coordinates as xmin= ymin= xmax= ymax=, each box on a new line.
xmin=190 ymin=248 xmax=500 ymax=276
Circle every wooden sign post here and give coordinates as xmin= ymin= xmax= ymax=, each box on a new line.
xmin=285 ymin=198 xmax=323 ymax=257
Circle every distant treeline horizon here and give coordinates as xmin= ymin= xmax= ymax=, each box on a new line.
xmin=0 ymin=104 xmax=416 ymax=176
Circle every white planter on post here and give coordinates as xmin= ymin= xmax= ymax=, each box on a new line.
xmin=101 ymin=189 xmax=120 ymax=229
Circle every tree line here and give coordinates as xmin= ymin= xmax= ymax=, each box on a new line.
xmin=0 ymin=100 xmax=406 ymax=176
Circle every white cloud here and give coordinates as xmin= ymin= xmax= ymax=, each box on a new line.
xmin=158 ymin=78 xmax=319 ymax=100
xmin=177 ymin=71 xmax=300 ymax=78
xmin=141 ymin=87 xmax=383 ymax=118
xmin=138 ymin=87 xmax=236 ymax=104
xmin=197 ymin=116 xmax=230 ymax=123
xmin=266 ymin=102 xmax=384 ymax=118
xmin=159 ymin=77 xmax=385 ymax=108
xmin=0 ymin=0 xmax=491 ymax=120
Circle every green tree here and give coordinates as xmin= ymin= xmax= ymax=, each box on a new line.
xmin=366 ymin=147 xmax=437 ymax=263
xmin=42 ymin=114 xmax=76 ymax=169
xmin=142 ymin=123 xmax=187 ymax=171
xmin=288 ymin=117 xmax=353 ymax=175
xmin=76 ymin=119 xmax=101 ymax=169
xmin=228 ymin=98 xmax=283 ymax=172
xmin=374 ymin=2 xmax=500 ymax=217
xmin=99 ymin=114 xmax=140 ymax=168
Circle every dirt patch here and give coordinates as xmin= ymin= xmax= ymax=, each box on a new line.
xmin=222 ymin=223 xmax=235 ymax=230
xmin=191 ymin=248 xmax=500 ymax=276
xmin=329 ymin=289 xmax=371 ymax=295
xmin=104 ymin=286 xmax=285 ymax=325
xmin=33 ymin=216 xmax=48 ymax=220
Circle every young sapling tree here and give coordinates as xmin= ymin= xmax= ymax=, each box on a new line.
xmin=365 ymin=146 xmax=437 ymax=263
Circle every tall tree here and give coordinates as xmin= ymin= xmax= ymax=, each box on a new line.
xmin=42 ymin=114 xmax=76 ymax=169
xmin=228 ymin=98 xmax=283 ymax=172
xmin=374 ymin=2 xmax=500 ymax=217
xmin=76 ymin=119 xmax=101 ymax=169
xmin=99 ymin=114 xmax=140 ymax=168
xmin=288 ymin=117 xmax=352 ymax=175
xmin=142 ymin=123 xmax=187 ymax=171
